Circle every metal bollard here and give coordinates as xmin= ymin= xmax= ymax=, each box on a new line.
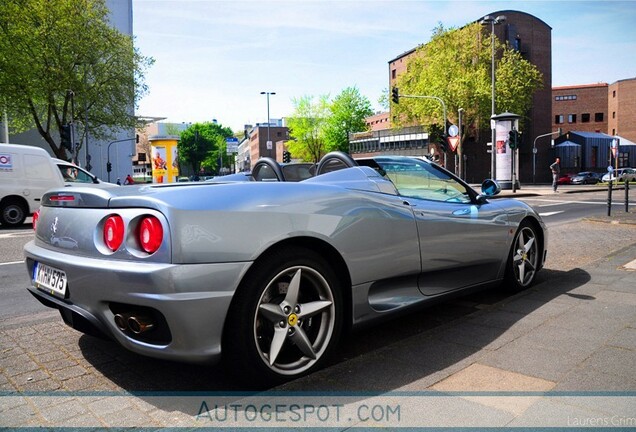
xmin=607 ymin=180 xmax=613 ymax=216
xmin=626 ymin=180 xmax=630 ymax=213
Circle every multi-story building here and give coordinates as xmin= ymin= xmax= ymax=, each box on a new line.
xmin=609 ymin=78 xmax=636 ymax=141
xmin=379 ymin=10 xmax=553 ymax=183
xmin=236 ymin=120 xmax=289 ymax=171
xmin=552 ymin=77 xmax=636 ymax=146
xmin=552 ymin=83 xmax=608 ymax=135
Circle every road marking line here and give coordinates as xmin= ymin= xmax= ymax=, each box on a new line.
xmin=539 ymin=211 xmax=564 ymax=217
xmin=0 ymin=260 xmax=24 ymax=266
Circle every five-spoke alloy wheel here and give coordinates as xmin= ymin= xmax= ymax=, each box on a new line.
xmin=224 ymin=247 xmax=342 ymax=386
xmin=505 ymin=222 xmax=540 ymax=290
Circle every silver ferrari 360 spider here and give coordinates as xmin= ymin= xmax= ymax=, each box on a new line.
xmin=24 ymin=152 xmax=547 ymax=385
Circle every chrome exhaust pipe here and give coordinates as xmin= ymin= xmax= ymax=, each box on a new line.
xmin=128 ymin=315 xmax=154 ymax=334
xmin=114 ymin=313 xmax=130 ymax=331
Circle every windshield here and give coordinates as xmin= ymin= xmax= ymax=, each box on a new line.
xmin=360 ymin=157 xmax=471 ymax=203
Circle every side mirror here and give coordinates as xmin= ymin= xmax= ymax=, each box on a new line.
xmin=476 ymin=179 xmax=501 ymax=203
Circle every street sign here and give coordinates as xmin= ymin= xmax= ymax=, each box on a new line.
xmin=448 ymin=125 xmax=459 ymax=137
xmin=266 ymin=141 xmax=273 ymax=150
xmin=226 ymin=137 xmax=239 ymax=154
xmin=447 ymin=136 xmax=460 ymax=152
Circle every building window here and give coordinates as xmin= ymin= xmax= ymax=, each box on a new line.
xmin=392 ymin=69 xmax=396 ymax=79
xmin=555 ymin=115 xmax=564 ymax=124
xmin=612 ymin=111 xmax=616 ymax=119
xmin=568 ymin=114 xmax=576 ymax=123
xmin=613 ymin=90 xmax=616 ymax=98
xmin=595 ymin=112 xmax=604 ymax=122
xmin=555 ymin=95 xmax=577 ymax=101
xmin=582 ymin=113 xmax=590 ymax=123
xmin=612 ymin=129 xmax=616 ymax=135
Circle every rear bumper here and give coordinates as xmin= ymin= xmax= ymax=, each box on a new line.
xmin=24 ymin=241 xmax=252 ymax=364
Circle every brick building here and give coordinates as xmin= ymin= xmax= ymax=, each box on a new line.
xmin=381 ymin=10 xmax=553 ymax=183
xmin=552 ymin=77 xmax=636 ymax=145
xmin=552 ymin=84 xmax=608 ymax=135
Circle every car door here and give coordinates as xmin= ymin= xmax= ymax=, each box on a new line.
xmin=378 ymin=159 xmax=510 ymax=296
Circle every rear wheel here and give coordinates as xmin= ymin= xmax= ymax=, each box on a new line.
xmin=504 ymin=222 xmax=540 ymax=291
xmin=224 ymin=247 xmax=342 ymax=387
xmin=0 ymin=201 xmax=27 ymax=227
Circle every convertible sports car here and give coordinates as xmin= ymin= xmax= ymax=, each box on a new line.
xmin=24 ymin=152 xmax=547 ymax=385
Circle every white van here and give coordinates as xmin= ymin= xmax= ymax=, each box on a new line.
xmin=0 ymin=143 xmax=66 ymax=227
xmin=0 ymin=143 xmax=117 ymax=227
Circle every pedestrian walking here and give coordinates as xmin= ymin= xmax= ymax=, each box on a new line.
xmin=550 ymin=157 xmax=560 ymax=192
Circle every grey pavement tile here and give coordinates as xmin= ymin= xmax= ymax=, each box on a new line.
xmin=436 ymin=321 xmax=518 ymax=351
xmin=42 ymin=357 xmax=81 ymax=372
xmin=102 ymin=407 xmax=159 ymax=427
xmin=61 ymin=374 xmax=103 ymax=392
xmin=594 ymin=290 xmax=636 ymax=306
xmin=51 ymin=365 xmax=88 ymax=381
xmin=520 ymin=322 xmax=612 ymax=354
xmin=39 ymin=398 xmax=92 ymax=424
xmin=146 ymin=408 xmax=197 ymax=427
xmin=0 ymin=395 xmax=28 ymax=412
xmin=0 ymin=404 xmax=43 ymax=427
xmin=17 ymin=378 xmax=61 ymax=392
xmin=555 ymin=395 xmax=636 ymax=419
xmin=1 ymin=345 xmax=26 ymax=359
xmin=4 ymin=327 xmax=37 ymax=338
xmin=11 ymin=369 xmax=51 ymax=387
xmin=479 ymin=337 xmax=590 ymax=383
xmin=554 ymin=365 xmax=636 ymax=391
xmin=608 ymin=327 xmax=636 ymax=350
xmin=58 ymin=412 xmax=105 ymax=428
xmin=508 ymin=397 xmax=611 ymax=427
xmin=35 ymin=348 xmax=70 ymax=364
xmin=1 ymin=354 xmax=41 ymax=376
xmin=496 ymin=296 xmax=575 ymax=319
xmin=580 ymin=346 xmax=636 ymax=381
xmin=87 ymin=395 xmax=137 ymax=417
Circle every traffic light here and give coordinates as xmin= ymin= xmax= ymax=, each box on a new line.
xmin=283 ymin=150 xmax=291 ymax=163
xmin=391 ymin=87 xmax=399 ymax=104
xmin=508 ymin=130 xmax=520 ymax=149
xmin=107 ymin=162 xmax=112 ymax=173
xmin=60 ymin=124 xmax=72 ymax=151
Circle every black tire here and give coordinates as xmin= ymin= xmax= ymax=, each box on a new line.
xmin=503 ymin=221 xmax=540 ymax=291
xmin=0 ymin=201 xmax=27 ymax=227
xmin=223 ymin=246 xmax=343 ymax=387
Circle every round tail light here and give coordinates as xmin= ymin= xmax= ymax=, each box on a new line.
xmin=104 ymin=215 xmax=124 ymax=252
xmin=138 ymin=216 xmax=163 ymax=254
xmin=32 ymin=210 xmax=40 ymax=231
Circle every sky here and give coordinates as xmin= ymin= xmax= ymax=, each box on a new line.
xmin=132 ymin=0 xmax=636 ymax=131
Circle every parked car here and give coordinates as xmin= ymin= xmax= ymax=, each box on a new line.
xmin=557 ymin=173 xmax=573 ymax=185
xmin=53 ymin=159 xmax=119 ymax=188
xmin=24 ymin=152 xmax=547 ymax=386
xmin=601 ymin=168 xmax=636 ymax=183
xmin=570 ymin=171 xmax=602 ymax=185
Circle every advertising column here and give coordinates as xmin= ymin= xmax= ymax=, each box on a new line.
xmin=495 ymin=122 xmax=512 ymax=184
xmin=149 ymin=136 xmax=179 ymax=183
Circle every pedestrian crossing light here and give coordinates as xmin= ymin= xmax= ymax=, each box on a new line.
xmin=391 ymin=87 xmax=399 ymax=104
xmin=283 ymin=150 xmax=291 ymax=163
xmin=60 ymin=124 xmax=72 ymax=151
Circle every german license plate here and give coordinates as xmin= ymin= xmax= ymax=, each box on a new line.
xmin=34 ymin=262 xmax=67 ymax=297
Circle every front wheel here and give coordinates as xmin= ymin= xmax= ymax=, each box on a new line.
xmin=504 ymin=222 xmax=540 ymax=291
xmin=0 ymin=201 xmax=27 ymax=227
xmin=224 ymin=247 xmax=343 ymax=387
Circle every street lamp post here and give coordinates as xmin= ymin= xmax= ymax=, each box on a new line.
xmin=260 ymin=91 xmax=276 ymax=158
xmin=481 ymin=14 xmax=506 ymax=179
xmin=458 ymin=108 xmax=464 ymax=179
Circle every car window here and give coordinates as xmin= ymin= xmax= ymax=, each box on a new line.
xmin=374 ymin=158 xmax=471 ymax=203
xmin=57 ymin=164 xmax=95 ymax=183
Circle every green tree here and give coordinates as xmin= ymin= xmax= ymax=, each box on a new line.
xmin=0 ymin=0 xmax=153 ymax=160
xmin=178 ymin=122 xmax=233 ymax=174
xmin=323 ymin=87 xmax=373 ymax=153
xmin=286 ymin=95 xmax=330 ymax=163
xmin=393 ymin=22 xmax=542 ymax=139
